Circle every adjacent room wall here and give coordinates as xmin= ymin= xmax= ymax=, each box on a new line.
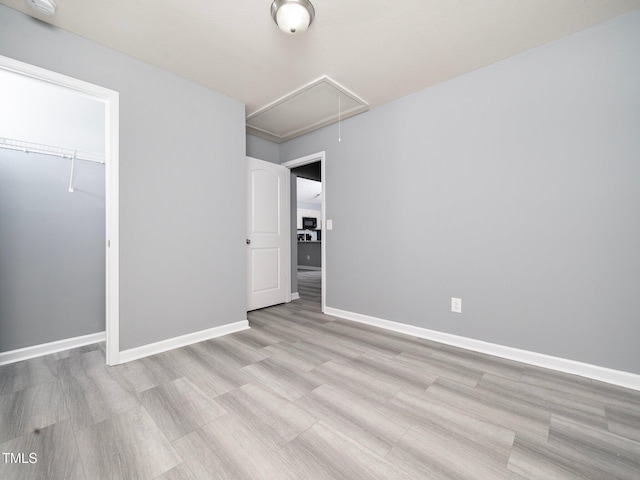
xmin=1 ymin=5 xmax=247 ymax=352
xmin=298 ymin=243 xmax=321 ymax=269
xmin=298 ymin=202 xmax=321 ymax=211
xmin=280 ymin=12 xmax=640 ymax=374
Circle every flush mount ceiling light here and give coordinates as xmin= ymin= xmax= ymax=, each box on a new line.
xmin=26 ymin=0 xmax=56 ymax=15
xmin=271 ymin=0 xmax=315 ymax=35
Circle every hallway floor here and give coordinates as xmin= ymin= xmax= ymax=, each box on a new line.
xmin=1 ymin=270 xmax=639 ymax=479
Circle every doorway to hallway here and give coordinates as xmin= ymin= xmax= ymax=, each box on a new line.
xmin=282 ymin=151 xmax=326 ymax=313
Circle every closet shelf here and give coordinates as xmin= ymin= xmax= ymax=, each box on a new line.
xmin=0 ymin=137 xmax=105 ymax=164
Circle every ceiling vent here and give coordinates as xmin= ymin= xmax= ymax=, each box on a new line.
xmin=246 ymin=76 xmax=369 ymax=144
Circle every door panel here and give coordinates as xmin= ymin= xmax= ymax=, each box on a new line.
xmin=251 ymin=171 xmax=280 ymax=233
xmin=251 ymin=248 xmax=280 ymax=292
xmin=247 ymin=157 xmax=288 ymax=311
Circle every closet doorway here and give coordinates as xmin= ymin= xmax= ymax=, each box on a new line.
xmin=0 ymin=56 xmax=120 ymax=365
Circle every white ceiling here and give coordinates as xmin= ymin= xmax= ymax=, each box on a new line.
xmin=3 ymin=0 xmax=639 ymax=140
xmin=297 ymin=177 xmax=321 ymax=205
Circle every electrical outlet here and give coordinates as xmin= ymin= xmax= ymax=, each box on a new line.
xmin=451 ymin=297 xmax=462 ymax=313
xmin=307 ymin=255 xmax=310 ymax=260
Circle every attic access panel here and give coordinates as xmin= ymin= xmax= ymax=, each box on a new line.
xmin=246 ymin=76 xmax=369 ymax=143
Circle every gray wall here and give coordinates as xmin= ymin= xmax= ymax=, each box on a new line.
xmin=1 ymin=5 xmax=246 ymax=351
xmin=0 ymin=151 xmax=105 ymax=351
xmin=246 ymin=134 xmax=280 ymax=164
xmin=281 ymin=12 xmax=640 ymax=374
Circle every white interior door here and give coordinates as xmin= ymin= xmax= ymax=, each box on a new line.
xmin=247 ymin=157 xmax=289 ymax=311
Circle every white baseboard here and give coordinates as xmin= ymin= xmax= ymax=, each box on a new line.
xmin=0 ymin=332 xmax=106 ymax=365
xmin=118 ymin=320 xmax=250 ymax=364
xmin=324 ymin=307 xmax=640 ymax=391
xmin=291 ymin=292 xmax=300 ymax=300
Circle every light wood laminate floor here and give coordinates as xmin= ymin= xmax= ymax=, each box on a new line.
xmin=1 ymin=270 xmax=639 ymax=479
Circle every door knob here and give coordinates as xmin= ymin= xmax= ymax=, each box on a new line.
xmin=246 ymin=239 xmax=251 ymax=245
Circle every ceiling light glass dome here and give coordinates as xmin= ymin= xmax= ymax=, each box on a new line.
xmin=271 ymin=0 xmax=315 ymax=35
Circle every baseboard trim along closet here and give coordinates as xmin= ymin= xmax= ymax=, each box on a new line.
xmin=118 ymin=320 xmax=250 ymax=364
xmin=0 ymin=331 xmax=106 ymax=365
xmin=324 ymin=307 xmax=640 ymax=392
xmin=291 ymin=292 xmax=300 ymax=300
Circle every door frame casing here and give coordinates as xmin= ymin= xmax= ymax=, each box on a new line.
xmin=282 ymin=151 xmax=326 ymax=313
xmin=0 ymin=55 xmax=120 ymax=365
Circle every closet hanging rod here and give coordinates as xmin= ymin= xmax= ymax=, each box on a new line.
xmin=0 ymin=137 xmax=105 ymax=164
